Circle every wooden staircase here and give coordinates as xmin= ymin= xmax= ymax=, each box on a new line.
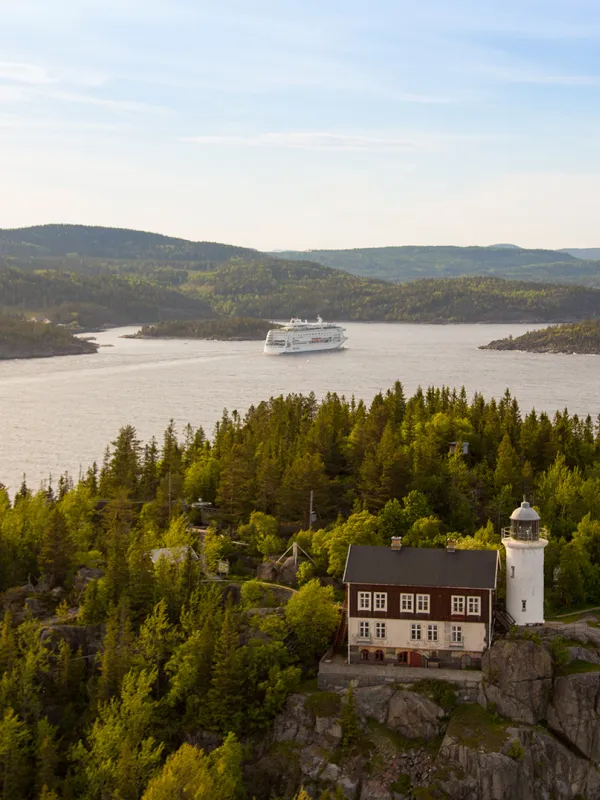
xmin=494 ymin=603 xmax=516 ymax=635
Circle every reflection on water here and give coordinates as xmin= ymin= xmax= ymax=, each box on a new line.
xmin=1 ymin=322 xmax=599 ymax=492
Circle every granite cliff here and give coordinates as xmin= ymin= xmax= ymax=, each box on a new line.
xmin=253 ymin=619 xmax=600 ymax=799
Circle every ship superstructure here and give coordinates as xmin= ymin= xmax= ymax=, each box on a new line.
xmin=264 ymin=316 xmax=347 ymax=355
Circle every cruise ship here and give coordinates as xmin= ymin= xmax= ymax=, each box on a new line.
xmin=264 ymin=316 xmax=347 ymax=355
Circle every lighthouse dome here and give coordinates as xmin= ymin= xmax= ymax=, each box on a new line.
xmin=510 ymin=501 xmax=540 ymax=522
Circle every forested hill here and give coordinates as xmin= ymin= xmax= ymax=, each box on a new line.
xmin=0 ymin=224 xmax=259 ymax=263
xmin=482 ymin=319 xmax=600 ymax=354
xmin=277 ymin=245 xmax=600 ymax=285
xmin=0 ymin=315 xmax=99 ymax=359
xmin=0 ymin=267 xmax=214 ymax=328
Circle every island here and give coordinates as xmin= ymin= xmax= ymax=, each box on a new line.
xmin=127 ymin=317 xmax=279 ymax=341
xmin=480 ymin=319 xmax=600 ymax=354
xmin=0 ymin=316 xmax=99 ymax=359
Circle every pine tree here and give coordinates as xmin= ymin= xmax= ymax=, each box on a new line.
xmin=39 ymin=509 xmax=74 ymax=586
xmin=35 ymin=718 xmax=58 ymax=796
xmin=341 ymin=685 xmax=360 ymax=748
xmin=97 ymin=601 xmax=134 ymax=703
xmin=0 ymin=708 xmax=30 ymax=800
xmin=205 ymin=605 xmax=243 ymax=733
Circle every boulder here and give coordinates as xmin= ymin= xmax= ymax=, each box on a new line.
xmin=547 ymin=672 xmax=600 ymax=761
xmin=256 ymin=561 xmax=278 ymax=582
xmin=482 ymin=638 xmax=553 ymax=724
xmin=567 ymin=646 xmax=600 ymax=665
xmin=278 ymin=556 xmax=300 ymax=586
xmin=359 ymin=779 xmax=393 ymax=799
xmin=271 ymin=694 xmax=315 ymax=745
xmin=387 ymin=690 xmax=445 ymax=740
xmin=354 ymin=685 xmax=395 ymax=724
xmin=39 ymin=623 xmax=104 ymax=656
xmin=314 ymin=716 xmax=342 ymax=740
xmin=75 ymin=567 xmax=103 ymax=591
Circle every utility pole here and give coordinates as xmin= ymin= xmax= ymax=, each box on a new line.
xmin=309 ymin=489 xmax=314 ymax=529
xmin=168 ymin=472 xmax=172 ymax=521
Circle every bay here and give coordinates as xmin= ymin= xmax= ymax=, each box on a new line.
xmin=1 ymin=322 xmax=599 ymax=493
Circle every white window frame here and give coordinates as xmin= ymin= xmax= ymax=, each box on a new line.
xmin=400 ymin=593 xmax=414 ymax=613
xmin=375 ymin=622 xmax=387 ymax=640
xmin=467 ymin=596 xmax=481 ymax=616
xmin=451 ymin=625 xmax=463 ymax=643
xmin=410 ymin=623 xmax=421 ymax=641
xmin=416 ymin=594 xmax=430 ymax=613
xmin=451 ymin=595 xmax=465 ymax=615
xmin=522 ymin=600 xmax=527 ymax=612
xmin=374 ymin=592 xmax=388 ymax=612
xmin=427 ymin=624 xmax=438 ymax=642
xmin=510 ymin=566 xmax=515 ymax=578
xmin=358 ymin=591 xmax=371 ymax=611
xmin=359 ymin=621 xmax=371 ymax=639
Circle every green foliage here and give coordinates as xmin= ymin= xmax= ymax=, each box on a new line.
xmin=507 ymin=738 xmax=525 ymax=760
xmin=285 ymin=580 xmax=340 ymax=662
xmin=141 ymin=735 xmax=244 ymax=799
xmin=135 ymin=317 xmax=277 ymax=341
xmin=341 ymin=685 xmax=360 ymax=748
xmin=411 ymin=680 xmax=458 ymax=712
xmin=484 ymin=318 xmax=600 ymax=355
xmin=304 ymin=691 xmax=342 ymax=719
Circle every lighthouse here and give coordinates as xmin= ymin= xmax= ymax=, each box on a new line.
xmin=502 ymin=501 xmax=548 ymax=625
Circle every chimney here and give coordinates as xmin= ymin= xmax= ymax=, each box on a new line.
xmin=447 ymin=539 xmax=456 ymax=553
xmin=391 ymin=536 xmax=403 ymax=551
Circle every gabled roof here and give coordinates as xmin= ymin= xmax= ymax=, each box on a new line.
xmin=343 ymin=545 xmax=498 ymax=590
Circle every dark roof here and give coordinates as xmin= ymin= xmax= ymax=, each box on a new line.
xmin=343 ymin=545 xmax=498 ymax=590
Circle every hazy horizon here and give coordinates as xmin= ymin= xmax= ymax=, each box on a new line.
xmin=3 ymin=1 xmax=600 ymax=250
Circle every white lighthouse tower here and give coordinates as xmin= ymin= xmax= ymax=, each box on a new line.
xmin=502 ymin=501 xmax=548 ymax=625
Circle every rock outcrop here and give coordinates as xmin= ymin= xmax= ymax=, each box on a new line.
xmin=259 ymin=624 xmax=600 ymax=799
xmin=547 ymin=672 xmax=600 ymax=761
xmin=481 ymin=637 xmax=553 ymax=723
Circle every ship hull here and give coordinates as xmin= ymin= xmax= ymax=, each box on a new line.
xmin=264 ymin=340 xmax=346 ymax=355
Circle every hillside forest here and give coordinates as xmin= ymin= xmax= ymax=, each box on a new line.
xmin=4 ymin=226 xmax=600 ymax=328
xmin=2 ymin=382 xmax=600 ymax=797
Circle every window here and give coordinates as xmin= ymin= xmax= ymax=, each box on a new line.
xmin=411 ymin=624 xmax=421 ymax=641
xmin=397 ymin=651 xmax=408 ymax=664
xmin=467 ymin=596 xmax=481 ymax=616
xmin=359 ymin=621 xmax=370 ymax=638
xmin=416 ymin=594 xmax=430 ymax=613
xmin=360 ymin=649 xmax=370 ymax=661
xmin=375 ymin=650 xmax=384 ymax=662
xmin=451 ymin=625 xmax=463 ymax=643
xmin=452 ymin=595 xmax=465 ymax=614
xmin=400 ymin=594 xmax=414 ymax=613
xmin=374 ymin=592 xmax=388 ymax=611
xmin=427 ymin=624 xmax=438 ymax=642
xmin=511 ymin=566 xmax=515 ymax=578
xmin=375 ymin=622 xmax=387 ymax=639
xmin=358 ymin=591 xmax=371 ymax=611
xmin=522 ymin=600 xmax=527 ymax=612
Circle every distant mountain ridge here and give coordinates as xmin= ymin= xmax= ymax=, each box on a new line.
xmin=3 ymin=224 xmax=600 ymax=326
xmin=0 ymin=224 xmax=260 ymax=263
xmin=276 ymin=245 xmax=600 ymax=284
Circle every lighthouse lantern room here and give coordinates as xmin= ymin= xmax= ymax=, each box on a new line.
xmin=502 ymin=501 xmax=548 ymax=626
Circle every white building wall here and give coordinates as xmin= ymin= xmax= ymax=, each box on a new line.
xmin=504 ymin=538 xmax=548 ymax=625
xmin=348 ymin=617 xmax=487 ymax=654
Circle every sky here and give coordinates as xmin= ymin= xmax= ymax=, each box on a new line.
xmin=1 ymin=0 xmax=600 ymax=250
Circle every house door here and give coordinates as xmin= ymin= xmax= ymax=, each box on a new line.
xmin=409 ymin=651 xmax=422 ymax=667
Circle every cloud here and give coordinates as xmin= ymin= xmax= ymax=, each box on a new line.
xmin=39 ymin=89 xmax=169 ymax=114
xmin=183 ymin=131 xmax=428 ymax=152
xmin=0 ymin=61 xmax=55 ymax=85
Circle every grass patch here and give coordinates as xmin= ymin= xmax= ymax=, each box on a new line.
xmin=445 ymin=704 xmax=510 ymax=753
xmin=390 ymin=774 xmax=411 ymax=794
xmin=546 ymin=606 xmax=600 ymax=623
xmin=410 ymin=679 xmax=458 ymax=713
xmin=296 ymin=677 xmax=318 ymax=694
xmin=558 ymin=660 xmax=600 ymax=676
xmin=304 ymin=691 xmax=342 ymax=718
xmin=366 ymin=718 xmax=443 ymax=756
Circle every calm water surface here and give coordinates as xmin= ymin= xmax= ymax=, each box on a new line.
xmin=1 ymin=323 xmax=598 ymax=493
